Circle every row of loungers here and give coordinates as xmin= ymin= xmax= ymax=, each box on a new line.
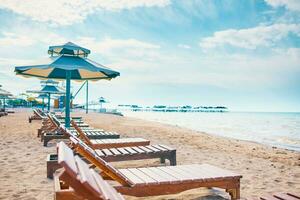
xmin=30 ymin=109 xmax=299 ymax=200
xmin=0 ymin=108 xmax=8 ymax=117
xmin=0 ymin=111 xmax=8 ymax=117
xmin=55 ymin=141 xmax=300 ymax=200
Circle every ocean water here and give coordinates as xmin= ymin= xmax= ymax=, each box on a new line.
xmin=122 ymin=111 xmax=300 ymax=151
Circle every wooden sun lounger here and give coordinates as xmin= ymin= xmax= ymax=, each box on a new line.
xmin=29 ymin=109 xmax=46 ymax=123
xmin=46 ymin=128 xmax=176 ymax=178
xmin=0 ymin=111 xmax=7 ymax=117
xmin=52 ymin=115 xmax=89 ymax=128
xmin=246 ymin=192 xmax=300 ymax=200
xmin=54 ymin=143 xmax=125 ymax=200
xmin=71 ymin=120 xmax=150 ymax=148
xmin=39 ymin=115 xmax=120 ymax=146
xmin=58 ymin=141 xmax=242 ymax=199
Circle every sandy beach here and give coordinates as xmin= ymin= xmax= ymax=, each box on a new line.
xmin=0 ymin=109 xmax=299 ymax=200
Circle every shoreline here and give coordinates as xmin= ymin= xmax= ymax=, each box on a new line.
xmin=126 ymin=114 xmax=300 ymax=153
xmin=0 ymin=109 xmax=299 ymax=199
xmin=119 ymin=110 xmax=300 ymax=152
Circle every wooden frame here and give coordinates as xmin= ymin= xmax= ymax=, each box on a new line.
xmin=29 ymin=109 xmax=46 ymax=123
xmin=54 ymin=142 xmax=125 ymax=200
xmin=39 ymin=114 xmax=120 ymax=146
xmin=71 ymin=120 xmax=150 ymax=148
xmin=246 ymin=192 xmax=300 ymax=200
xmin=59 ymin=140 xmax=242 ymax=199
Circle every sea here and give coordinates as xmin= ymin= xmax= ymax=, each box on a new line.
xmin=122 ymin=111 xmax=300 ymax=152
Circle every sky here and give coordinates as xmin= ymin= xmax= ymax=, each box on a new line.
xmin=0 ymin=0 xmax=299 ymax=112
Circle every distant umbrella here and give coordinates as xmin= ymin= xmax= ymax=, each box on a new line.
xmin=27 ymin=85 xmax=65 ymax=111
xmin=15 ymin=42 xmax=120 ymax=127
xmin=0 ymin=87 xmax=13 ymax=111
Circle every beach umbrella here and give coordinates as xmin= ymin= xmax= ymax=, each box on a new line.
xmin=27 ymin=85 xmax=65 ymax=112
xmin=99 ymin=97 xmax=108 ymax=109
xmin=0 ymin=87 xmax=13 ymax=111
xmin=15 ymin=42 xmax=120 ymax=127
xmin=37 ymin=93 xmax=50 ymax=111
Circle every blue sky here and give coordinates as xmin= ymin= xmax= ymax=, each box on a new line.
xmin=0 ymin=0 xmax=299 ymax=112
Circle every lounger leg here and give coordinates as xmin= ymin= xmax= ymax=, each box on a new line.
xmin=44 ymin=137 xmax=50 ymax=147
xmin=37 ymin=129 xmax=41 ymax=137
xmin=169 ymin=151 xmax=177 ymax=166
xmin=41 ymin=133 xmax=44 ymax=141
xmin=227 ymin=185 xmax=240 ymax=200
xmin=29 ymin=117 xmax=32 ymax=123
xmin=160 ymin=157 xmax=166 ymax=164
xmin=47 ymin=154 xmax=60 ymax=179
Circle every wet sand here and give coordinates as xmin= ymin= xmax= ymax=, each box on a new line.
xmin=0 ymin=109 xmax=299 ymax=199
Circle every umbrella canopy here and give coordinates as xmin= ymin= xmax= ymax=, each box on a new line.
xmin=27 ymin=84 xmax=65 ymax=112
xmin=15 ymin=42 xmax=120 ymax=127
xmin=0 ymin=88 xmax=13 ymax=111
xmin=37 ymin=93 xmax=49 ymax=99
xmin=41 ymin=79 xmax=59 ymax=86
xmin=15 ymin=55 xmax=119 ymax=80
xmin=27 ymin=85 xmax=65 ymax=94
xmin=48 ymin=42 xmax=90 ymax=57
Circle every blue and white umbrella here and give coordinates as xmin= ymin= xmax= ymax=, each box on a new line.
xmin=15 ymin=42 xmax=120 ymax=127
xmin=27 ymin=85 xmax=65 ymax=111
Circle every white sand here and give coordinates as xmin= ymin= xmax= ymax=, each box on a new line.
xmin=0 ymin=109 xmax=299 ymax=199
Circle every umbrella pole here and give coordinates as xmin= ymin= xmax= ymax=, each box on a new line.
xmin=42 ymin=97 xmax=45 ymax=111
xmin=86 ymin=80 xmax=88 ymax=114
xmin=48 ymin=93 xmax=51 ymax=112
xmin=3 ymin=98 xmax=5 ymax=112
xmin=65 ymin=71 xmax=71 ymax=128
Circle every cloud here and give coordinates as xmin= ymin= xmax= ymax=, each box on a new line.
xmin=265 ymin=0 xmax=300 ymax=11
xmin=178 ymin=44 xmax=191 ymax=49
xmin=76 ymin=37 xmax=162 ymax=65
xmin=0 ymin=0 xmax=171 ymax=26
xmin=199 ymin=23 xmax=300 ymax=49
xmin=0 ymin=30 xmax=67 ymax=48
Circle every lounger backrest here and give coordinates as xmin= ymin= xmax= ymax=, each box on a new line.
xmin=69 ymin=134 xmax=133 ymax=186
xmin=58 ymin=142 xmax=125 ymax=200
xmin=59 ymin=125 xmax=77 ymax=138
xmin=36 ymin=108 xmax=46 ymax=117
xmin=53 ymin=115 xmax=61 ymax=126
xmin=33 ymin=109 xmax=43 ymax=118
xmin=47 ymin=113 xmax=59 ymax=128
xmin=71 ymin=120 xmax=93 ymax=146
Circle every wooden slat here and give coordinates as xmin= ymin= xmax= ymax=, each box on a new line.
xmin=157 ymin=166 xmax=189 ymax=181
xmin=144 ymin=145 xmax=160 ymax=152
xmin=158 ymin=144 xmax=175 ymax=151
xmin=102 ymin=149 xmax=113 ymax=156
xmin=58 ymin=142 xmax=78 ymax=176
xmin=138 ymin=146 xmax=153 ymax=153
xmin=74 ymin=156 xmax=101 ymax=194
xmin=287 ymin=193 xmax=300 ymax=199
xmin=151 ymin=144 xmax=168 ymax=151
xmin=260 ymin=195 xmax=283 ymax=200
xmin=273 ymin=193 xmax=300 ymax=200
xmin=124 ymin=147 xmax=137 ymax=154
xmin=128 ymin=168 xmax=157 ymax=184
xmin=199 ymin=164 xmax=240 ymax=179
xmin=95 ymin=139 xmax=103 ymax=144
xmin=178 ymin=165 xmax=217 ymax=180
xmin=171 ymin=165 xmax=209 ymax=181
xmin=110 ymin=148 xmax=122 ymax=156
xmin=119 ymin=169 xmax=145 ymax=184
xmin=95 ymin=150 xmax=105 ymax=157
xmin=91 ymin=170 xmax=124 ymax=200
xmin=136 ymin=168 xmax=169 ymax=183
xmin=147 ymin=167 xmax=178 ymax=182
xmin=117 ymin=148 xmax=130 ymax=155
xmin=131 ymin=146 xmax=145 ymax=154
